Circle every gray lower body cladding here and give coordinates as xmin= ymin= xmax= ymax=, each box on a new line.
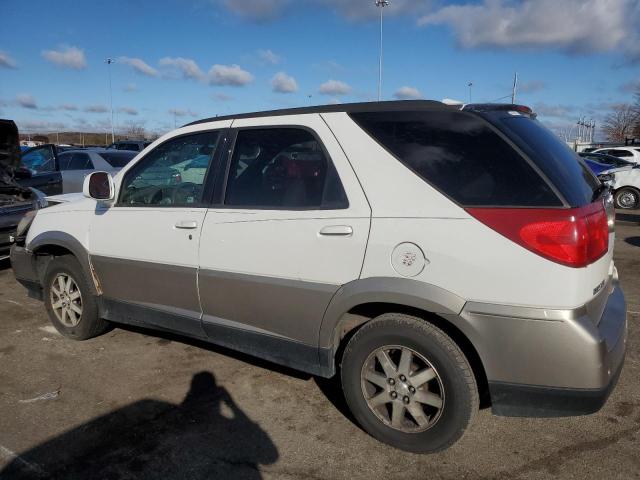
xmin=11 ymin=247 xmax=627 ymax=417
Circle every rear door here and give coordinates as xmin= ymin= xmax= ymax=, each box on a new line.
xmin=197 ymin=114 xmax=371 ymax=350
xmin=19 ymin=144 xmax=62 ymax=195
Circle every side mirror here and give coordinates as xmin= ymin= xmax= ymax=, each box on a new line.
xmin=83 ymin=171 xmax=114 ymax=200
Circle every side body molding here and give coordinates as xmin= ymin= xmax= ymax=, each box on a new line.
xmin=319 ymin=277 xmax=467 ymax=351
xmin=28 ymin=231 xmax=98 ymax=294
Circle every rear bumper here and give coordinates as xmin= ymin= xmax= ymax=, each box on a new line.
xmin=10 ymin=244 xmax=43 ymax=300
xmin=454 ymin=273 xmax=627 ymax=418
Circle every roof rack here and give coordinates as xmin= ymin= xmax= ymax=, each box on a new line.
xmin=185 ymin=100 xmax=455 ymax=126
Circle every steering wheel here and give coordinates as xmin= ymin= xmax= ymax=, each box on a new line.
xmin=171 ymin=182 xmax=199 ymax=205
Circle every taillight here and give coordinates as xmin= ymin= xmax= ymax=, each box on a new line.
xmin=467 ymin=200 xmax=609 ymax=268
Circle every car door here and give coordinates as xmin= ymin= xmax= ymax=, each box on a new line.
xmin=89 ymin=124 xmax=230 ymax=336
xmin=18 ymin=144 xmax=62 ymax=195
xmin=197 ymin=115 xmax=371 ymax=358
xmin=58 ymin=151 xmax=96 ymax=193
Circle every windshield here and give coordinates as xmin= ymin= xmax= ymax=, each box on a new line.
xmin=582 ymin=154 xmax=634 ymax=168
xmin=485 ymin=114 xmax=599 ymax=207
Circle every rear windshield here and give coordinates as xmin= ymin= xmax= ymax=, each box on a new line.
xmin=97 ymin=151 xmax=136 ymax=168
xmin=485 ymin=113 xmax=599 ymax=207
xmin=350 ymin=110 xmax=561 ymax=207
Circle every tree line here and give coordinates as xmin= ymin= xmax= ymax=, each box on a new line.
xmin=603 ymin=87 xmax=640 ymax=143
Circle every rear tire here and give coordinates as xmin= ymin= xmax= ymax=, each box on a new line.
xmin=341 ymin=313 xmax=478 ymax=453
xmin=43 ymin=255 xmax=108 ymax=340
xmin=614 ymin=187 xmax=640 ymax=210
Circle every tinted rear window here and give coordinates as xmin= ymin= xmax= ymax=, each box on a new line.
xmin=488 ymin=114 xmax=599 ymax=206
xmin=350 ymin=111 xmax=561 ymax=207
xmin=97 ymin=151 xmax=136 ymax=168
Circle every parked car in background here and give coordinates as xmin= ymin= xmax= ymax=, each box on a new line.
xmin=579 ymin=152 xmax=635 ymax=176
xmin=0 ymin=119 xmax=48 ymax=260
xmin=592 ymin=146 xmax=640 ymax=164
xmin=602 ymin=166 xmax=640 ymax=209
xmin=106 ymin=140 xmax=151 ymax=152
xmin=57 ymin=149 xmax=137 ymax=193
xmin=18 ymin=144 xmax=63 ymax=195
xmin=11 ymin=101 xmax=626 ymax=453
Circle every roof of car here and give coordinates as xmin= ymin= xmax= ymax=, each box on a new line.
xmin=186 ymin=100 xmax=458 ymax=126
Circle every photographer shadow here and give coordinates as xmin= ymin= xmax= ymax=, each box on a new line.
xmin=1 ymin=371 xmax=278 ymax=480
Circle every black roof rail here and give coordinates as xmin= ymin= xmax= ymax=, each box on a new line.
xmin=185 ymin=100 xmax=456 ymax=126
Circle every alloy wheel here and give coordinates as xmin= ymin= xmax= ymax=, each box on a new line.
xmin=50 ymin=273 xmax=83 ymax=327
xmin=360 ymin=345 xmax=445 ymax=433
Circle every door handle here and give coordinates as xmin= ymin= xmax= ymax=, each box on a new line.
xmin=175 ymin=220 xmax=198 ymax=230
xmin=319 ymin=225 xmax=353 ymax=236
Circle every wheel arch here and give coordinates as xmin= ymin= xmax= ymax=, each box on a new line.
xmin=319 ymin=278 xmax=490 ymax=407
xmin=29 ymin=231 xmax=100 ymax=295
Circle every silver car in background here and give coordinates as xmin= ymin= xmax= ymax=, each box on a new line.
xmin=58 ymin=149 xmax=137 ymax=193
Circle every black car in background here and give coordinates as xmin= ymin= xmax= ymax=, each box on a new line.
xmin=0 ymin=120 xmax=48 ymax=260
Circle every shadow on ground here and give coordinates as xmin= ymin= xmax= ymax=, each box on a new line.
xmin=616 ymin=211 xmax=640 ymax=225
xmin=0 ymin=372 xmax=278 ymax=480
xmin=624 ymin=236 xmax=640 ymax=248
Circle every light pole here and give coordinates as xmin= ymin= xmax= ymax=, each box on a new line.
xmin=105 ymin=58 xmax=115 ymax=143
xmin=467 ymin=82 xmax=473 ymax=103
xmin=376 ymin=0 xmax=389 ymax=101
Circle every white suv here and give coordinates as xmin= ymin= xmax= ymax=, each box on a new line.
xmin=592 ymin=146 xmax=640 ymax=164
xmin=11 ymin=101 xmax=627 ymax=453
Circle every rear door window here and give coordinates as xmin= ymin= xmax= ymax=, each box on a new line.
xmin=608 ymin=149 xmax=633 ymax=158
xmin=224 ymin=128 xmax=348 ymax=209
xmin=66 ymin=152 xmax=94 ymax=170
xmin=350 ymin=111 xmax=561 ymax=207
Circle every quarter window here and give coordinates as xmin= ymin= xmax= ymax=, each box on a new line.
xmin=119 ymin=131 xmax=220 ymax=206
xmin=225 ymin=128 xmax=347 ymax=209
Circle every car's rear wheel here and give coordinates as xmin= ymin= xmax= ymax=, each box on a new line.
xmin=615 ymin=187 xmax=640 ymax=210
xmin=43 ymin=255 xmax=108 ymax=340
xmin=341 ymin=313 xmax=478 ymax=453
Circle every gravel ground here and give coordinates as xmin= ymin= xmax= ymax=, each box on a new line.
xmin=0 ymin=212 xmax=639 ymax=480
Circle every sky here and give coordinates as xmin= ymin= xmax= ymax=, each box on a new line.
xmin=1 ymin=0 xmax=639 ymax=138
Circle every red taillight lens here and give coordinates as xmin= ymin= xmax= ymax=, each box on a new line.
xmin=467 ymin=201 xmax=609 ymax=268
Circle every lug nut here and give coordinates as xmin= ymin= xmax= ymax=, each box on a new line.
xmin=399 ymin=374 xmax=406 ymax=382
xmin=388 ymin=378 xmax=395 ymax=386
xmin=409 ymin=386 xmax=416 ymax=394
xmin=403 ymin=396 xmax=410 ymax=404
xmin=390 ymin=391 xmax=398 ymax=399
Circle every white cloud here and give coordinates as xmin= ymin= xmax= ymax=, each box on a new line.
xmin=319 ymin=79 xmax=352 ymax=96
xmin=419 ymin=0 xmax=640 ymax=63
xmin=118 ymin=106 xmax=138 ymax=116
xmin=42 ymin=46 xmax=86 ymax=70
xmin=219 ymin=0 xmax=290 ymax=21
xmin=620 ymin=79 xmax=640 ymax=93
xmin=393 ymin=86 xmax=424 ymax=100
xmin=533 ymin=102 xmax=576 ymax=118
xmin=518 ymin=80 xmax=546 ymax=94
xmin=0 ymin=50 xmax=17 ymax=69
xmin=123 ymin=83 xmax=137 ymax=92
xmin=118 ymin=56 xmax=158 ymax=77
xmin=217 ymin=0 xmax=432 ymax=22
xmin=258 ymin=49 xmax=282 ymax=65
xmin=212 ymin=92 xmax=233 ymax=102
xmin=84 ymin=105 xmax=109 ymax=113
xmin=169 ymin=108 xmax=199 ymax=118
xmin=16 ymin=94 xmax=37 ymax=109
xmin=271 ymin=72 xmax=298 ymax=93
xmin=60 ymin=104 xmax=78 ymax=111
xmin=159 ymin=57 xmax=206 ymax=81
xmin=18 ymin=120 xmax=67 ymax=131
xmin=208 ymin=64 xmax=254 ymax=86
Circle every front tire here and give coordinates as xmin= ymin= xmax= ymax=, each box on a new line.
xmin=43 ymin=255 xmax=108 ymax=340
xmin=341 ymin=313 xmax=478 ymax=453
xmin=615 ymin=187 xmax=640 ymax=210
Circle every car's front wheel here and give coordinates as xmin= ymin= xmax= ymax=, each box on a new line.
xmin=341 ymin=313 xmax=478 ymax=453
xmin=43 ymin=255 xmax=109 ymax=340
xmin=615 ymin=187 xmax=640 ymax=210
